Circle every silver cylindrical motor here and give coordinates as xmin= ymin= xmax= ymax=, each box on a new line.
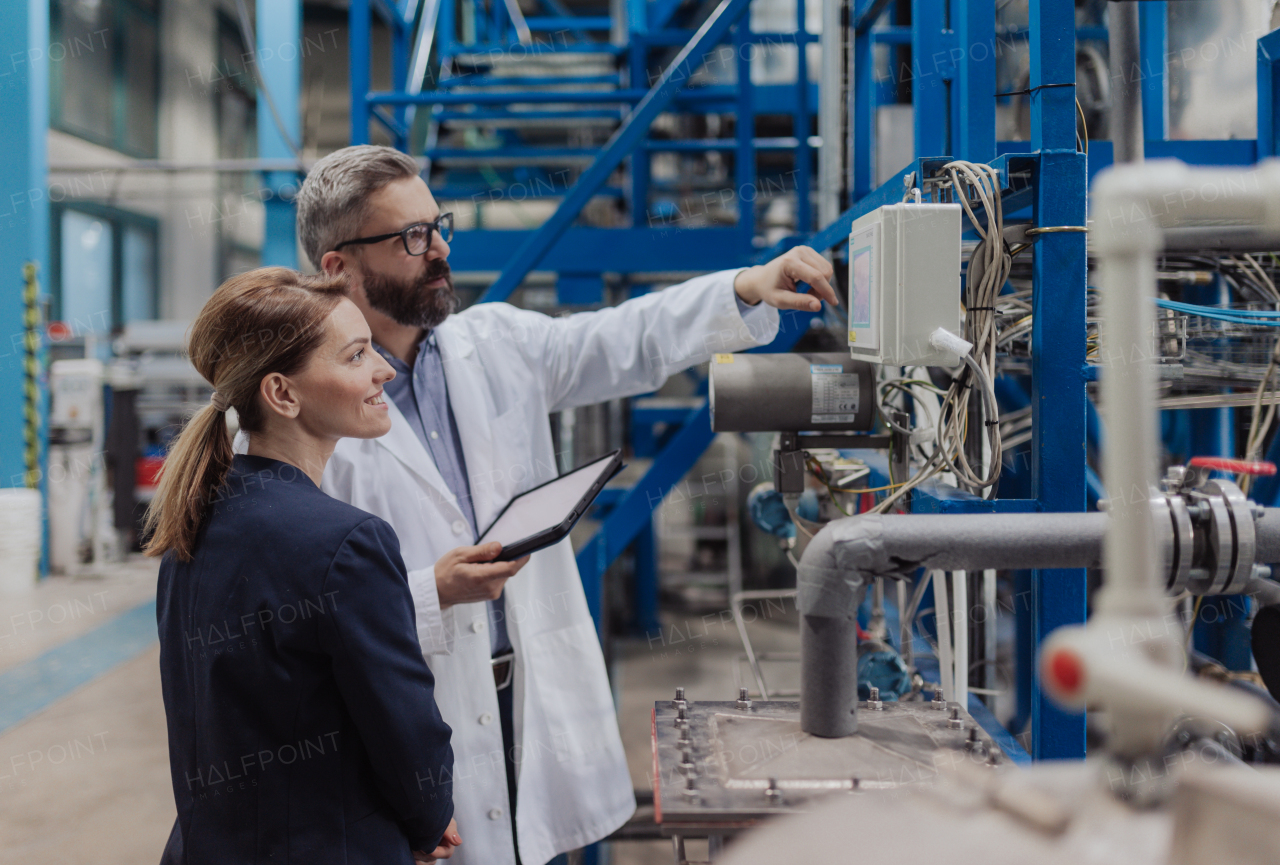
xmin=709 ymin=353 xmax=876 ymax=432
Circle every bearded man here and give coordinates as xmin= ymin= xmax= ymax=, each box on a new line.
xmin=296 ymin=145 xmax=837 ymax=865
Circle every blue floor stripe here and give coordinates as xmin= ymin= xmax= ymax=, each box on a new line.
xmin=0 ymin=597 xmax=158 ymax=734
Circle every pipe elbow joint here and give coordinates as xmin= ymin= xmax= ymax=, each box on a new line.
xmin=796 ymin=514 xmax=887 ymax=618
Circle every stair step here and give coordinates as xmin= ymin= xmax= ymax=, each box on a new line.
xmin=436 ymin=107 xmax=622 ymax=124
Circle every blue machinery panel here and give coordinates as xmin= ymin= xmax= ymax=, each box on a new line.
xmin=339 ymin=0 xmax=1280 ymax=763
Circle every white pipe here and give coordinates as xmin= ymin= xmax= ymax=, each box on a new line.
xmin=953 ymin=570 xmax=969 ymax=710
xmin=982 ymin=569 xmax=997 ymax=693
xmin=1092 ymin=160 xmax=1280 ymax=618
xmin=934 ymin=570 xmax=953 ymax=702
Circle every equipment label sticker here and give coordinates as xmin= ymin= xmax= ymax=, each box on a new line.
xmin=810 ymin=365 xmax=858 ymax=424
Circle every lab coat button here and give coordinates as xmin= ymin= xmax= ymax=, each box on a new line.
xmin=488 ymin=808 xmax=503 ymax=820
xmin=452 ymin=520 xmax=465 ymax=534
xmin=471 ymin=621 xmax=485 ymax=633
xmin=430 ymin=430 xmax=440 ymax=440
xmin=479 ymin=712 xmax=493 ymax=725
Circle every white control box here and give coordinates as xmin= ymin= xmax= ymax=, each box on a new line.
xmin=847 ymin=202 xmax=963 ymax=366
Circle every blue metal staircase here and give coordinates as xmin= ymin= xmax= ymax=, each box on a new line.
xmin=348 ymin=0 xmax=822 ymax=641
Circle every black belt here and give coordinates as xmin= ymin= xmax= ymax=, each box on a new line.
xmin=492 ymin=651 xmax=514 ymax=690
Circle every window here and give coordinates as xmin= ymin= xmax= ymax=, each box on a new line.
xmin=51 ymin=0 xmax=160 ymax=157
xmin=53 ymin=204 xmax=159 ymax=334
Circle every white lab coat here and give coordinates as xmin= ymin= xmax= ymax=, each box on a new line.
xmin=320 ymin=270 xmax=779 ymax=865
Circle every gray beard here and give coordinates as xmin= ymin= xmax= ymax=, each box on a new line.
xmin=362 ymin=266 xmax=458 ymax=330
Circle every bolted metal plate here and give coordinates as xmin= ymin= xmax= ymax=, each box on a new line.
xmin=653 ymin=699 xmax=1006 ymax=829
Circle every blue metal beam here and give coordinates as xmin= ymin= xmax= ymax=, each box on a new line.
xmin=1259 ymin=29 xmax=1280 ymax=158
xmin=258 ymin=0 xmax=302 ymax=267
xmin=912 ymin=0 xmax=951 ymax=158
xmin=1027 ymin=0 xmax=1087 ymax=761
xmin=350 ymin=0 xmax=373 ymax=145
xmin=1138 ymin=2 xmax=1168 ymax=142
xmin=477 ymin=0 xmax=753 ymax=303
xmin=956 ymin=0 xmax=996 ymax=164
xmin=446 ymin=227 xmax=752 ymax=273
xmin=0 ymin=0 xmax=49 ymax=490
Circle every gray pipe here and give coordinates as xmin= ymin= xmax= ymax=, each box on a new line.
xmin=1254 ymin=508 xmax=1280 ymax=564
xmin=797 ymin=512 xmax=1107 ymax=737
xmin=1109 ymin=1 xmax=1143 ymax=163
xmin=796 ymin=508 xmax=1280 ymax=738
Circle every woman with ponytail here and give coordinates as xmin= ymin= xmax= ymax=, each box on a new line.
xmin=147 ymin=267 xmax=461 ymax=864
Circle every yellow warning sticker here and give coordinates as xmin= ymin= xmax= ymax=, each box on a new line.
xmin=714 ymin=353 xmax=734 ymax=363
xmin=848 ymin=331 xmax=857 ymax=343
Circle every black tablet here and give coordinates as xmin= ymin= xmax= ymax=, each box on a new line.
xmin=478 ymin=450 xmax=625 ymax=561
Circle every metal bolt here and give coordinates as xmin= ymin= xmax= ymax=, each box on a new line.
xmin=867 ymin=686 xmax=883 ymax=711
xmin=987 ymin=749 xmax=1001 ymax=766
xmin=679 ymin=749 xmax=696 ymax=775
xmin=677 ymin=726 xmax=693 ymax=748
xmin=765 ymin=778 xmax=781 ymax=802
xmin=673 ymin=686 xmax=687 ymax=709
xmin=964 ymin=725 xmax=982 ymax=752
xmin=850 ymin=777 xmax=861 ymax=791
xmin=933 ymin=688 xmax=947 ymax=710
xmin=948 ymin=707 xmax=963 ymax=729
xmin=682 ymin=776 xmax=699 ymax=799
xmin=736 ymin=687 xmax=752 ymax=710
xmin=1254 ymin=564 xmax=1273 ymax=582
xmin=1254 ymin=502 xmax=1268 ymax=521
xmin=674 ymin=705 xmax=688 ymax=728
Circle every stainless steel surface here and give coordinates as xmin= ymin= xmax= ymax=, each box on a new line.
xmin=653 ymin=699 xmax=1004 ymax=828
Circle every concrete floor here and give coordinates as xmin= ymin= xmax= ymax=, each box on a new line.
xmin=0 ymin=558 xmax=801 ymax=865
xmin=0 ymin=559 xmax=173 ymax=864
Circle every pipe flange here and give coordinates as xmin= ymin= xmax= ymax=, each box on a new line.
xmin=1151 ymin=492 xmax=1188 ymax=593
xmin=1205 ymin=479 xmax=1256 ymax=594
xmin=1194 ymin=489 xmax=1235 ymax=595
xmin=1166 ymin=493 xmax=1195 ymax=594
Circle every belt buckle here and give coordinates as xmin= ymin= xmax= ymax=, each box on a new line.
xmin=491 ymin=651 xmax=515 ymax=690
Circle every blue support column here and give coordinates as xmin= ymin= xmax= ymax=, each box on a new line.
xmin=350 ymin=0 xmax=373 ymax=146
xmin=734 ymin=21 xmax=755 ymax=240
xmin=911 ymin=0 xmax=949 ymax=158
xmin=258 ymin=0 xmax=301 ymax=267
xmin=1258 ymin=29 xmax=1280 ymax=158
xmin=793 ymin=0 xmax=811 ymax=234
xmin=955 ymin=0 xmax=995 ymax=164
xmin=851 ymin=8 xmax=876 ymax=199
xmin=1028 ymin=0 xmax=1087 ymax=761
xmin=1138 ymin=2 xmax=1168 ymax=143
xmin=0 ymin=0 xmax=49 ymax=489
xmin=634 ymin=517 xmax=660 ymax=636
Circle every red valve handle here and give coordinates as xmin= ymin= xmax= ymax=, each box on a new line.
xmin=1188 ymin=457 xmax=1277 ymax=476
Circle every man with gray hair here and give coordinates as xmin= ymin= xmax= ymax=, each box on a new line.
xmin=300 ymin=144 xmax=837 ymax=865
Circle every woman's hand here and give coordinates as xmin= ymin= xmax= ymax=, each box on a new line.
xmin=435 ymin=542 xmax=531 ymax=609
xmin=412 ymin=819 xmax=462 ymax=862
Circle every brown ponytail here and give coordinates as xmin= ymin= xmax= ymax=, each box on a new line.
xmin=143 ymin=267 xmax=348 ymax=561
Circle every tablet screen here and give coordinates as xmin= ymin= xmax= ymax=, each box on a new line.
xmin=479 ymin=452 xmax=619 ymax=549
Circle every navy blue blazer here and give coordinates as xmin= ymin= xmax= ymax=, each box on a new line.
xmin=157 ymin=454 xmax=454 ymax=864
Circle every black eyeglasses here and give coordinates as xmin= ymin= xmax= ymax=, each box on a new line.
xmin=332 ymin=213 xmax=453 ymax=256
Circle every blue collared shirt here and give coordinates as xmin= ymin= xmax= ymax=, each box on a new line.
xmin=375 ymin=333 xmax=512 ymax=657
